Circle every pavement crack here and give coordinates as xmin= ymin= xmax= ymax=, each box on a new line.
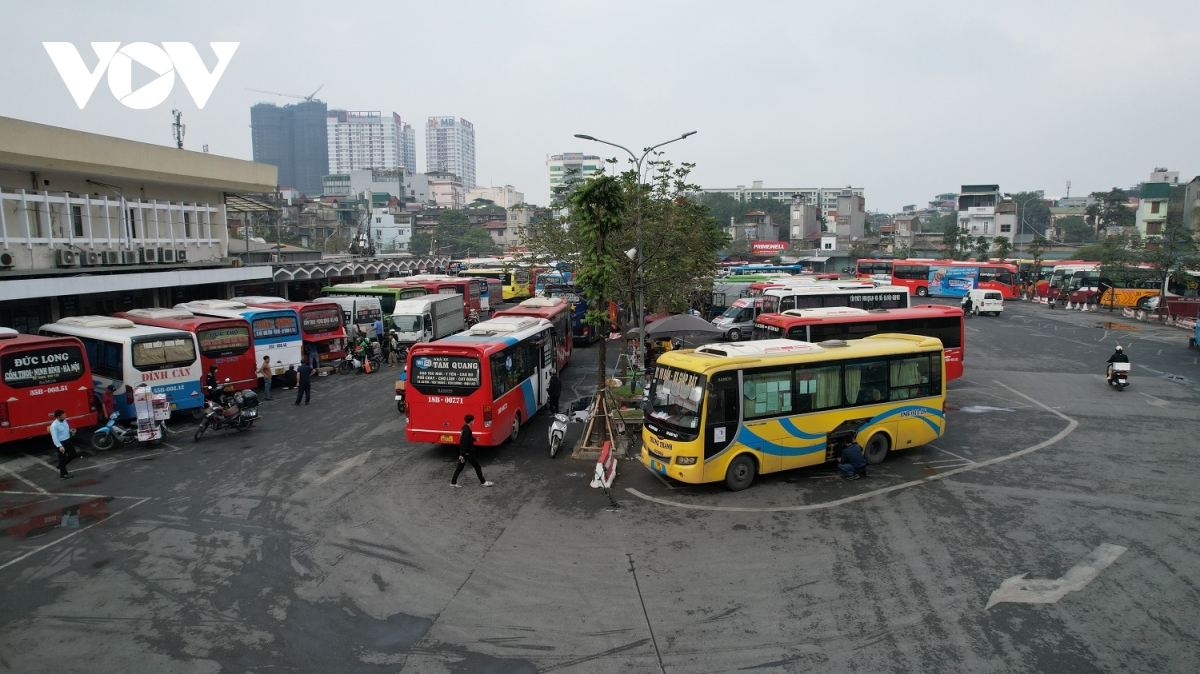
xmin=626 ymin=553 xmax=666 ymax=674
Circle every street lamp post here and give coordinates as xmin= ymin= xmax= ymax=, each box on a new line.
xmin=573 ymin=131 xmax=697 ymax=375
xmin=1011 ymin=194 xmax=1043 ymax=262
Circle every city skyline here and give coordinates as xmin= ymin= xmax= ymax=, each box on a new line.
xmin=3 ymin=1 xmax=1198 ymax=209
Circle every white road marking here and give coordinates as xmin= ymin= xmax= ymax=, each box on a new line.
xmin=626 ymin=382 xmax=1077 ymax=513
xmin=928 ymin=445 xmax=978 ymax=464
xmin=1140 ymin=392 xmax=1169 ymax=407
xmin=0 ymin=463 xmax=51 ymax=496
xmin=307 ymin=449 xmax=373 ymax=485
xmin=30 ymin=442 xmax=186 ymax=473
xmin=985 ymin=543 xmax=1128 ymax=609
xmin=0 ymin=497 xmax=151 ymax=573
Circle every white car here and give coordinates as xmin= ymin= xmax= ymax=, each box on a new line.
xmin=966 ymin=289 xmax=1004 ymax=316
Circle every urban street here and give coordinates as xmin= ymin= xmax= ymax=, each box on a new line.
xmin=2 ymin=298 xmax=1199 ymax=673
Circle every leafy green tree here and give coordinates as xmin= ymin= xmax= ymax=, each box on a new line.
xmin=568 ymin=175 xmax=627 ymax=389
xmin=942 ymin=225 xmax=968 ymax=259
xmin=894 ymin=242 xmax=915 ymax=260
xmin=1056 ymin=216 xmax=1093 ymax=244
xmin=410 ymin=209 xmax=499 ymax=258
xmin=695 ymin=193 xmax=791 ymax=241
xmin=1009 ymin=191 xmax=1049 ymax=238
xmin=923 ymin=211 xmax=957 ymax=234
xmin=973 ymin=236 xmax=991 ymax=260
xmin=992 ymin=236 xmax=1012 ymax=262
xmin=724 ymin=237 xmax=752 ymax=261
xmin=1143 ymin=221 xmax=1200 ymax=309
xmin=1026 ymin=235 xmax=1048 ymax=289
xmin=1090 ymin=188 xmax=1135 ymax=235
xmin=848 ymin=240 xmax=873 ymax=261
xmin=1094 ymin=230 xmax=1144 ymax=312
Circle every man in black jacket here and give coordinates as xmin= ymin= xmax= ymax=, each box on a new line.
xmin=294 ymin=363 xmax=313 ymax=406
xmin=451 ymin=415 xmax=494 ymax=488
xmin=547 ymin=373 xmax=562 ymax=414
xmin=1106 ymin=345 xmax=1129 ymax=383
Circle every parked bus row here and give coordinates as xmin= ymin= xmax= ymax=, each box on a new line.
xmin=855 ymin=259 xmax=1020 ymax=299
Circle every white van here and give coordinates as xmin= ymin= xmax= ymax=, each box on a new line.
xmin=966 ymin=289 xmax=1004 ymax=316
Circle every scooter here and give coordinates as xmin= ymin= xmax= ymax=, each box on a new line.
xmin=91 ymin=411 xmax=166 ymax=451
xmin=548 ymin=413 xmax=569 ymax=458
xmin=194 ymin=389 xmax=259 ymax=442
xmin=338 ymin=348 xmax=382 ymax=375
xmin=1108 ymin=362 xmax=1130 ymax=391
xmin=395 ymin=378 xmax=407 ymax=414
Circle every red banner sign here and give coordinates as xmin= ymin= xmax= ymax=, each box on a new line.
xmin=752 ymin=241 xmax=788 ymax=254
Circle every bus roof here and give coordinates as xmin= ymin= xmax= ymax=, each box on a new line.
xmin=231 ymin=297 xmax=342 ymax=312
xmin=758 ymin=305 xmax=962 ymax=326
xmin=658 ymin=334 xmax=943 ymax=375
xmin=115 ymin=309 xmax=249 ymax=333
xmin=175 ymin=303 xmax=297 ymax=321
xmin=0 ymin=331 xmax=85 ymax=348
xmin=424 ymin=316 xmax=552 ymax=355
xmin=42 ymin=317 xmax=194 ymax=341
xmin=764 ymin=284 xmax=908 ymax=297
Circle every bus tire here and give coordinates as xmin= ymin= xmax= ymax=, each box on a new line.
xmin=509 ymin=413 xmax=521 ymax=443
xmin=724 ymin=454 xmax=756 ymax=491
xmin=916 ymin=286 xmax=928 ymax=297
xmin=1136 ymin=297 xmax=1155 ymax=311
xmin=727 ymin=328 xmax=741 ymax=342
xmin=864 ymin=432 xmax=891 ymax=465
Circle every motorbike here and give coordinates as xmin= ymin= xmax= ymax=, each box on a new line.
xmin=548 ymin=413 xmax=569 ymax=458
xmin=395 ymin=378 xmax=407 ymax=414
xmin=1108 ymin=362 xmax=1130 ymax=391
xmin=91 ymin=411 xmax=167 ymax=450
xmin=194 ymin=389 xmax=259 ymax=442
xmin=338 ymin=346 xmax=382 ymax=375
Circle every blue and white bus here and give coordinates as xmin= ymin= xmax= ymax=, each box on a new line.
xmin=39 ymin=316 xmax=204 ymax=419
xmin=176 ymin=300 xmax=303 ymax=377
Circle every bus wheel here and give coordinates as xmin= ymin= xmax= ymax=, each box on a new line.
xmin=724 ymin=454 xmax=756 ymax=491
xmin=1136 ymin=297 xmax=1155 ymax=311
xmin=864 ymin=432 xmax=891 ymax=465
xmin=916 ymin=286 xmax=928 ymax=297
xmin=509 ymin=414 xmax=521 ymax=443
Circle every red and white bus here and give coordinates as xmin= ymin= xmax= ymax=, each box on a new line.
xmin=231 ymin=297 xmax=348 ymax=365
xmin=379 ymin=277 xmax=484 ymax=324
xmin=887 ymin=260 xmax=1020 ymax=299
xmin=752 ymin=305 xmax=966 ymax=380
xmin=115 ymin=308 xmax=259 ymax=391
xmin=492 ymin=297 xmax=573 ymax=372
xmin=0 ymin=329 xmax=97 ymax=443
xmin=746 ymin=278 xmax=872 ymax=297
xmin=405 ymin=316 xmax=555 ymax=447
xmin=855 ymin=258 xmax=896 ymax=279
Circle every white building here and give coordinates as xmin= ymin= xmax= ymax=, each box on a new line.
xmin=426 ymin=117 xmax=476 ymax=189
xmin=327 ymin=111 xmax=416 ymax=174
xmin=322 ymin=168 xmax=406 ymax=201
xmin=371 ymin=207 xmax=412 ymax=252
xmin=703 ymin=182 xmax=865 ymax=221
xmin=427 ymin=171 xmax=465 ymax=210
xmin=467 ymin=185 xmax=524 ymax=208
xmin=957 ymin=184 xmax=1020 ymax=246
xmin=548 ymin=153 xmax=603 ymax=203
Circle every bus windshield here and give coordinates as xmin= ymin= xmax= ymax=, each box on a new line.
xmin=649 ymin=365 xmax=705 ymax=431
xmin=196 ymin=326 xmax=251 ymax=358
xmin=301 ymin=308 xmax=342 ymax=335
xmin=131 ymin=336 xmax=196 ymax=371
xmin=253 ymin=315 xmax=299 ymax=339
xmin=1 ymin=345 xmax=87 ymax=388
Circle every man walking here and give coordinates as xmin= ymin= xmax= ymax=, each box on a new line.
xmin=837 ymin=436 xmax=868 ymax=480
xmin=295 ymin=361 xmax=313 ymax=406
xmin=373 ymin=317 xmax=384 ymax=341
xmin=547 ymin=372 xmax=562 ymax=414
xmin=451 ymin=414 xmax=494 ymax=488
xmin=100 ymin=384 xmax=117 ymax=418
xmin=50 ymin=410 xmax=77 ymax=479
xmin=258 ymin=355 xmax=274 ymax=400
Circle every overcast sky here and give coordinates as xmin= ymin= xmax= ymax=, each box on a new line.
xmin=3 ymin=0 xmax=1198 ymax=211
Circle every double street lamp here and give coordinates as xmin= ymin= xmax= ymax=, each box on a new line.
xmin=572 ymin=131 xmax=697 ymax=374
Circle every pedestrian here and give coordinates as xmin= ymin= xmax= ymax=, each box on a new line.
xmin=961 ymin=294 xmax=974 ymax=318
xmin=451 ymin=414 xmax=494 ymax=488
xmin=387 ymin=331 xmax=400 ymax=367
xmin=258 ymin=355 xmax=274 ymax=400
xmin=373 ymin=317 xmax=384 ymax=341
xmin=347 ymin=322 xmax=359 ymax=343
xmin=294 ymin=361 xmax=313 ymax=406
xmin=100 ymin=384 xmax=117 ymax=419
xmin=308 ymin=342 xmax=320 ymax=370
xmin=379 ymin=329 xmax=391 ymax=364
xmin=547 ymin=372 xmax=562 ymax=414
xmin=837 ymin=436 xmax=868 ymax=480
xmin=50 ymin=409 xmax=78 ymax=479
xmin=282 ymin=364 xmax=298 ymax=389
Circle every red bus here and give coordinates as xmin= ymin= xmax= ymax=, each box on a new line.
xmin=379 ymin=277 xmax=483 ymax=324
xmin=231 ymin=297 xmax=348 ymax=364
xmin=883 ymin=260 xmax=1019 ymax=299
xmin=855 ymin=259 xmax=895 ymax=278
xmin=405 ymin=316 xmax=555 ymax=446
xmin=492 ymin=297 xmax=573 ymax=372
xmin=752 ymin=305 xmax=966 ymax=380
xmin=0 ymin=329 xmax=97 ymax=442
xmin=115 ymin=308 xmax=259 ymax=391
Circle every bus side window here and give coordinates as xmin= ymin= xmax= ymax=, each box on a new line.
xmin=706 ymin=375 xmax=738 ymax=426
xmin=779 ymin=296 xmax=796 ymax=312
xmin=889 ymin=354 xmax=931 ymax=400
xmin=742 ymin=368 xmax=793 ymax=420
xmin=795 ymin=364 xmax=841 ymax=411
xmin=845 ymin=358 xmax=888 ymax=406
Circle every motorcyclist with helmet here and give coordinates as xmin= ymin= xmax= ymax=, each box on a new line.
xmin=1106 ymin=345 xmax=1129 ymax=383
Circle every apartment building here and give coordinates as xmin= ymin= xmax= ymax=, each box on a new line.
xmin=426 ymin=117 xmax=476 ymax=189
xmin=326 ymin=111 xmax=416 ymax=174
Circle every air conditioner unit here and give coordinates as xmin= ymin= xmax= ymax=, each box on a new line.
xmin=140 ymin=247 xmax=159 ymax=264
xmin=0 ymin=250 xmax=14 ymax=268
xmin=176 ymin=249 xmax=188 ymax=262
xmin=160 ymin=248 xmax=176 ymax=263
xmin=102 ymin=251 xmax=121 ymax=265
xmin=80 ymin=251 xmax=100 ymax=267
xmin=55 ymin=250 xmax=80 ymax=267
xmin=122 ymin=251 xmax=139 ymax=265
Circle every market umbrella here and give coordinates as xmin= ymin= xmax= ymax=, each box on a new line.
xmin=644 ymin=314 xmax=724 ymax=339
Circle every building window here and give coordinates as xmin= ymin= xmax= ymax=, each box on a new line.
xmin=1000 ymin=224 xmax=1011 ymax=233
xmin=71 ymin=205 xmax=84 ymax=237
xmin=1150 ymin=201 xmax=1160 ymax=214
xmin=183 ymin=211 xmax=192 ymax=238
xmin=1147 ymin=222 xmax=1162 ymax=235
xmin=823 ymin=242 xmax=833 ymax=250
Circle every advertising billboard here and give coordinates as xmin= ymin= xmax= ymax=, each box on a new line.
xmin=928 ymin=265 xmax=978 ymax=297
xmin=751 ymin=241 xmax=788 ymax=255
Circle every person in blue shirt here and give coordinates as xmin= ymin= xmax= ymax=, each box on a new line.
xmin=49 ymin=409 xmax=77 ymax=478
xmin=837 ymin=436 xmax=868 ymax=480
xmin=373 ymin=318 xmax=384 ymax=340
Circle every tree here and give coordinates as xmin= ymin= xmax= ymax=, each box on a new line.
xmin=1090 ymin=188 xmax=1135 ymax=235
xmin=411 ymin=209 xmax=499 ymax=258
xmin=894 ymin=242 xmax=915 ymax=260
xmin=567 ymin=175 xmax=627 ymax=391
xmin=724 ymin=237 xmax=752 ymax=261
xmin=1094 ymin=230 xmax=1144 ymax=312
xmin=942 ymin=225 xmax=966 ymax=260
xmin=973 ymin=236 xmax=991 ymax=260
xmin=848 ymin=240 xmax=873 ymax=261
xmin=1026 ymin=235 xmax=1048 ymax=290
xmin=1056 ymin=216 xmax=1093 ymax=244
xmin=1143 ymin=221 xmax=1199 ymax=310
xmin=1009 ymin=191 xmax=1049 ymax=239
xmin=696 ymin=192 xmax=791 ymax=241
xmin=992 ymin=236 xmax=1012 ymax=262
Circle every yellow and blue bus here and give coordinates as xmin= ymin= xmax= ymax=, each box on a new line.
xmin=457 ymin=268 xmax=533 ymax=301
xmin=642 ymin=334 xmax=946 ymax=491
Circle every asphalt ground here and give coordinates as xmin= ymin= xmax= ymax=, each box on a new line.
xmin=2 ymin=298 xmax=1199 ymax=673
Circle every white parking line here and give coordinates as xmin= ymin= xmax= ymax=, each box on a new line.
xmin=23 ymin=443 xmax=185 ymax=474
xmin=0 ymin=463 xmax=51 ymax=496
xmin=0 ymin=497 xmax=150 ymax=573
xmin=927 ymin=445 xmax=978 ymax=464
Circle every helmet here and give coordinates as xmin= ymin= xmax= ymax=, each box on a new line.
xmin=1115 ymin=345 xmax=1123 ymax=351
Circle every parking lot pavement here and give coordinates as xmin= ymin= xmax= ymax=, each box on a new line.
xmin=2 ymin=301 xmax=1200 ymax=672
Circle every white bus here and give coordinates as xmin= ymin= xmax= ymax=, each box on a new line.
xmin=763 ymin=284 xmax=911 ymax=313
xmin=39 ymin=316 xmax=203 ymax=419
xmin=175 ymin=300 xmax=303 ymax=377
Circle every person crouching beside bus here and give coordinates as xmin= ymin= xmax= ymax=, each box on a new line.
xmin=50 ymin=410 xmax=78 ymax=479
xmin=837 ymin=436 xmax=868 ymax=480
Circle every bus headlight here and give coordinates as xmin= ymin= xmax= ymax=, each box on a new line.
xmin=676 ymin=456 xmax=697 ymax=466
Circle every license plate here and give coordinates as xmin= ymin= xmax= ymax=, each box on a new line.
xmin=245 ymin=409 xmax=257 ymax=417
xmin=395 ymin=395 xmax=403 ymax=401
xmin=169 ymin=403 xmax=177 ymax=410
xmin=651 ymin=460 xmax=666 ymax=474
xmin=439 ymin=434 xmax=454 ymax=443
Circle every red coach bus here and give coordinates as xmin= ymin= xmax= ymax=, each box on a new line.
xmin=115 ymin=308 xmax=259 ymax=391
xmin=0 ymin=329 xmax=96 ymax=442
xmin=493 ymin=297 xmax=573 ymax=371
xmin=405 ymin=316 xmax=555 ymax=447
xmin=231 ymin=297 xmax=348 ymax=365
xmin=884 ymin=260 xmax=1019 ymax=299
xmin=752 ymin=305 xmax=966 ymax=380
xmin=855 ymin=259 xmax=895 ymax=278
xmin=380 ymin=276 xmax=483 ymax=324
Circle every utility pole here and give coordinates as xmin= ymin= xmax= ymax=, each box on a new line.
xmin=171 ymin=109 xmax=185 ymax=149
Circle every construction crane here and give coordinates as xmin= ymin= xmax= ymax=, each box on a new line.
xmin=245 ymin=84 xmax=324 ymax=101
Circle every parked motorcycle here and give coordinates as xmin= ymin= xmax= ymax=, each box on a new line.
xmin=91 ymin=411 xmax=166 ymax=450
xmin=395 ymin=378 xmax=407 ymax=414
xmin=548 ymin=413 xmax=569 ymax=458
xmin=194 ymin=389 xmax=259 ymax=442
xmin=338 ymin=349 xmax=381 ymax=375
xmin=1108 ymin=362 xmax=1130 ymax=391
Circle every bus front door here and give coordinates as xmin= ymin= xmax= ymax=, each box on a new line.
xmin=703 ymin=372 xmax=740 ymax=481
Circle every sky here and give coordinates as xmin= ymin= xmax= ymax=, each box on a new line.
xmin=3 ymin=0 xmax=1199 ymax=212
